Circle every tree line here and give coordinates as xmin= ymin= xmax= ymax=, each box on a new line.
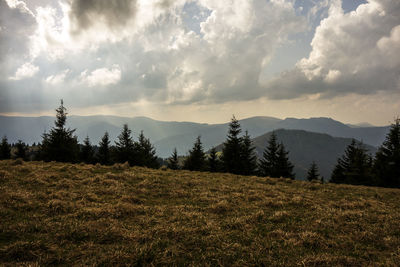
xmin=173 ymin=116 xmax=295 ymax=179
xmin=0 ymin=101 xmax=160 ymax=168
xmin=329 ymin=118 xmax=400 ymax=188
xmin=0 ymin=101 xmax=399 ymax=189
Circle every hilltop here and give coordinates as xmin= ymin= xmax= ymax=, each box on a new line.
xmin=1 ymin=160 xmax=399 ymax=266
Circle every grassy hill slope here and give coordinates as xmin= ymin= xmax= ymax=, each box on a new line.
xmin=1 ymin=160 xmax=399 ymax=266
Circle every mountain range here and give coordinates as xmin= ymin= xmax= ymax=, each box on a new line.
xmin=0 ymin=115 xmax=389 ymax=157
xmin=0 ymin=115 xmax=388 ymax=180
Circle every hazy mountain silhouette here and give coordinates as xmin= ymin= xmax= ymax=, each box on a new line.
xmin=0 ymin=115 xmax=388 ymax=158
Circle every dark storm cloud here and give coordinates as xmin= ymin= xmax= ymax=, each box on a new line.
xmin=69 ymin=0 xmax=137 ymax=33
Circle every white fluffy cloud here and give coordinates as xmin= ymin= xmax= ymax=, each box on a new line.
xmin=11 ymin=0 xmax=305 ymax=106
xmin=9 ymin=62 xmax=39 ymax=80
xmin=80 ymin=65 xmax=121 ymax=87
xmin=45 ymin=69 xmax=69 ymax=85
xmin=267 ymin=0 xmax=400 ymax=99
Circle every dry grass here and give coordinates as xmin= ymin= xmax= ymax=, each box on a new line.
xmin=0 ymin=159 xmax=400 ymax=266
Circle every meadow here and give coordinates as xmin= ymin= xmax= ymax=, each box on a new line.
xmin=0 ymin=159 xmax=399 ymax=266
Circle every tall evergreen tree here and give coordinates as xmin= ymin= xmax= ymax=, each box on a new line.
xmin=0 ymin=136 xmax=11 ymax=160
xmin=276 ymin=143 xmax=295 ymax=179
xmin=15 ymin=140 xmax=27 ymax=160
xmin=183 ymin=136 xmax=206 ymax=171
xmin=115 ymin=124 xmax=136 ymax=165
xmin=167 ymin=148 xmax=179 ymax=170
xmin=374 ymin=118 xmax=400 ymax=188
xmin=208 ymin=147 xmax=221 ymax=172
xmin=135 ymin=131 xmax=159 ymax=168
xmin=330 ymin=139 xmax=374 ymax=185
xmin=40 ymin=100 xmax=79 ymax=162
xmin=240 ymin=131 xmax=257 ymax=175
xmin=307 ymin=161 xmax=320 ymax=181
xmin=259 ymin=132 xmax=280 ymax=177
xmin=259 ymin=133 xmax=294 ymax=178
xmin=221 ymin=115 xmax=243 ymax=174
xmin=80 ymin=136 xmax=94 ymax=164
xmin=98 ymin=132 xmax=111 ymax=165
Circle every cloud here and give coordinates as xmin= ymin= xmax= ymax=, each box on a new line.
xmin=5 ymin=0 xmax=34 ymax=16
xmin=265 ymin=0 xmax=400 ymax=99
xmin=68 ymin=0 xmax=137 ymax=34
xmin=45 ymin=69 xmax=69 ymax=85
xmin=2 ymin=0 xmax=398 ymax=127
xmin=9 ymin=62 xmax=39 ymax=80
xmin=0 ymin=0 xmax=36 ymax=72
xmin=159 ymin=0 xmax=306 ymax=104
xmin=0 ymin=0 xmax=306 ymax=112
xmin=80 ymin=65 xmax=121 ymax=87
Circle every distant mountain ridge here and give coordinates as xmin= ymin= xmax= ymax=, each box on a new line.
xmin=0 ymin=115 xmax=389 ymax=158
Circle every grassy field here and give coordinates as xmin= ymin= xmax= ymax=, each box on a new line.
xmin=0 ymin=160 xmax=399 ymax=266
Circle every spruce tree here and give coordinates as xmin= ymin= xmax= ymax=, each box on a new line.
xmin=167 ymin=148 xmax=179 ymax=170
xmin=240 ymin=131 xmax=257 ymax=175
xmin=183 ymin=136 xmax=206 ymax=171
xmin=80 ymin=136 xmax=94 ymax=164
xmin=98 ymin=132 xmax=111 ymax=165
xmin=135 ymin=131 xmax=159 ymax=168
xmin=15 ymin=140 xmax=27 ymax=160
xmin=0 ymin=136 xmax=11 ymax=160
xmin=307 ymin=161 xmax=320 ymax=181
xmin=115 ymin=124 xmax=136 ymax=165
xmin=276 ymin=143 xmax=295 ymax=179
xmin=40 ymin=100 xmax=79 ymax=162
xmin=259 ymin=132 xmax=279 ymax=177
xmin=330 ymin=139 xmax=373 ymax=185
xmin=208 ymin=147 xmax=221 ymax=172
xmin=374 ymin=118 xmax=400 ymax=188
xmin=221 ymin=115 xmax=243 ymax=174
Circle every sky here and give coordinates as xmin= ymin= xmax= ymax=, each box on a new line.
xmin=0 ymin=0 xmax=399 ymax=126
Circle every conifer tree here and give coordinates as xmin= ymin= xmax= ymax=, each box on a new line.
xmin=40 ymin=100 xmax=79 ymax=162
xmin=259 ymin=132 xmax=279 ymax=177
xmin=98 ymin=132 xmax=111 ymax=165
xmin=208 ymin=147 xmax=221 ymax=172
xmin=276 ymin=143 xmax=295 ymax=179
xmin=167 ymin=148 xmax=179 ymax=170
xmin=80 ymin=136 xmax=94 ymax=164
xmin=135 ymin=131 xmax=159 ymax=168
xmin=183 ymin=136 xmax=206 ymax=171
xmin=115 ymin=124 xmax=136 ymax=165
xmin=307 ymin=161 xmax=320 ymax=181
xmin=330 ymin=139 xmax=373 ymax=185
xmin=259 ymin=133 xmax=294 ymax=178
xmin=221 ymin=115 xmax=243 ymax=174
xmin=374 ymin=118 xmax=400 ymax=188
xmin=15 ymin=140 xmax=27 ymax=160
xmin=240 ymin=131 xmax=257 ymax=175
xmin=0 ymin=136 xmax=11 ymax=160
